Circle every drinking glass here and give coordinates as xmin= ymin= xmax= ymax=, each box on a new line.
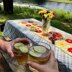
xmin=28 ymin=42 xmax=51 ymax=64
xmin=13 ymin=38 xmax=32 ymax=64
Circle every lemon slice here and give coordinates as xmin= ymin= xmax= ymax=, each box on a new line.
xmin=34 ymin=46 xmax=46 ymax=54
xmin=14 ymin=43 xmax=24 ymax=49
xmin=29 ymin=49 xmax=42 ymax=57
xmin=19 ymin=46 xmax=28 ymax=53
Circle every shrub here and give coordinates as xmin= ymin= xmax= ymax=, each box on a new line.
xmin=51 ymin=20 xmax=72 ymax=34
xmin=53 ymin=9 xmax=72 ymax=23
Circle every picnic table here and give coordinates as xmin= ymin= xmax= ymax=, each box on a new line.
xmin=2 ymin=18 xmax=72 ymax=72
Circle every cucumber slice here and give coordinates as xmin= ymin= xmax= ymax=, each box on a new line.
xmin=29 ymin=49 xmax=42 ymax=57
xmin=14 ymin=43 xmax=24 ymax=49
xmin=34 ymin=46 xmax=46 ymax=54
xmin=19 ymin=46 xmax=28 ymax=53
xmin=14 ymin=43 xmax=24 ymax=47
xmin=31 ymin=26 xmax=36 ymax=28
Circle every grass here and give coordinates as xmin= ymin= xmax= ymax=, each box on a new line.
xmin=51 ymin=20 xmax=72 ymax=34
xmin=0 ymin=6 xmax=41 ymax=24
xmin=53 ymin=9 xmax=72 ymax=23
xmin=0 ymin=6 xmax=72 ymax=34
xmin=0 ymin=31 xmax=3 ymax=38
xmin=49 ymin=0 xmax=72 ymax=3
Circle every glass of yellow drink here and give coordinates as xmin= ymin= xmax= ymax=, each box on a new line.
xmin=13 ymin=38 xmax=32 ymax=64
xmin=28 ymin=42 xmax=51 ymax=64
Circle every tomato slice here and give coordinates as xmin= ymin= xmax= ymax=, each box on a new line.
xmin=21 ymin=22 xmax=27 ymax=24
xmin=53 ymin=33 xmax=62 ymax=39
xmin=49 ymin=31 xmax=62 ymax=39
xmin=49 ymin=31 xmax=54 ymax=34
xmin=41 ymin=33 xmax=48 ymax=37
xmin=26 ymin=24 xmax=31 ymax=27
xmin=68 ymin=48 xmax=72 ymax=53
xmin=32 ymin=23 xmax=37 ymax=26
xmin=35 ymin=30 xmax=42 ymax=33
xmin=48 ymin=37 xmax=56 ymax=41
xmin=65 ymin=39 xmax=72 ymax=44
xmin=48 ymin=37 xmax=52 ymax=41
xmin=38 ymin=26 xmax=42 ymax=28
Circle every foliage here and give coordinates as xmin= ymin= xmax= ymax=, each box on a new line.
xmin=0 ymin=6 xmax=41 ymax=24
xmin=49 ymin=0 xmax=72 ymax=3
xmin=51 ymin=20 xmax=72 ymax=34
xmin=0 ymin=31 xmax=3 ymax=38
xmin=0 ymin=6 xmax=72 ymax=23
xmin=53 ymin=9 xmax=72 ymax=23
xmin=0 ymin=6 xmax=72 ymax=33
xmin=38 ymin=10 xmax=54 ymax=20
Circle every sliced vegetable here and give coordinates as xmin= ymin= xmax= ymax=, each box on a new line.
xmin=21 ymin=22 xmax=27 ymax=24
xmin=14 ymin=43 xmax=24 ymax=49
xmin=29 ymin=49 xmax=42 ymax=57
xmin=68 ymin=48 xmax=72 ymax=53
xmin=26 ymin=24 xmax=31 ymax=27
xmin=35 ymin=29 xmax=42 ymax=33
xmin=38 ymin=26 xmax=42 ymax=28
xmin=34 ymin=46 xmax=46 ymax=54
xmin=32 ymin=23 xmax=37 ymax=26
xmin=19 ymin=46 xmax=28 ymax=53
xmin=4 ymin=37 xmax=11 ymax=41
xmin=65 ymin=39 xmax=72 ymax=44
xmin=30 ymin=26 xmax=36 ymax=28
xmin=49 ymin=31 xmax=63 ymax=39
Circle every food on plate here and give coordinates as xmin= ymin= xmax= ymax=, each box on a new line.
xmin=26 ymin=24 xmax=31 ymax=27
xmin=48 ymin=37 xmax=56 ymax=41
xmin=21 ymin=22 xmax=27 ymax=24
xmin=55 ymin=40 xmax=72 ymax=56
xmin=68 ymin=48 xmax=72 ymax=53
xmin=35 ymin=29 xmax=42 ymax=33
xmin=41 ymin=33 xmax=48 ymax=37
xmin=37 ymin=25 xmax=42 ymax=28
xmin=55 ymin=40 xmax=69 ymax=48
xmin=32 ymin=23 xmax=38 ymax=26
xmin=29 ymin=26 xmax=42 ymax=33
xmin=49 ymin=31 xmax=63 ymax=40
xmin=65 ymin=39 xmax=72 ymax=44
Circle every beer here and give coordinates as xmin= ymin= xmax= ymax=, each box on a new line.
xmin=13 ymin=49 xmax=28 ymax=64
xmin=28 ymin=45 xmax=50 ymax=64
xmin=13 ymin=38 xmax=32 ymax=64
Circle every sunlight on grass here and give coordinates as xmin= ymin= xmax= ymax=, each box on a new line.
xmin=50 ymin=0 xmax=72 ymax=3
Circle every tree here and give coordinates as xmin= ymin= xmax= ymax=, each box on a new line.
xmin=2 ymin=0 xmax=13 ymax=14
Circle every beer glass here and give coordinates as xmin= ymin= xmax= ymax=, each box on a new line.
xmin=13 ymin=38 xmax=32 ymax=64
xmin=28 ymin=42 xmax=51 ymax=64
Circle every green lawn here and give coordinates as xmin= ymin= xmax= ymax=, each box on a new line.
xmin=51 ymin=20 xmax=72 ymax=34
xmin=0 ymin=6 xmax=41 ymax=24
xmin=49 ymin=0 xmax=72 ymax=3
xmin=0 ymin=6 xmax=72 ymax=34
